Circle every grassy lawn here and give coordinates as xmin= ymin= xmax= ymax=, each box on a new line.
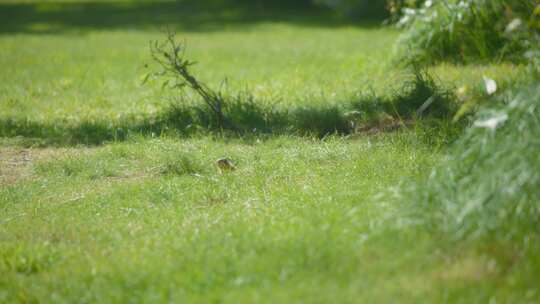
xmin=0 ymin=0 xmax=536 ymax=303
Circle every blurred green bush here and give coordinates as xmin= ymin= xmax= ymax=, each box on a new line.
xmin=395 ymin=0 xmax=539 ymax=64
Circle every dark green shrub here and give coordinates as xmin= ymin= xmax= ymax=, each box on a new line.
xmin=313 ymin=0 xmax=390 ymax=19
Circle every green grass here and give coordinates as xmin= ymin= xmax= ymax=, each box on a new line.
xmin=0 ymin=0 xmax=537 ymax=302
xmin=2 ymin=135 xmax=538 ymax=302
xmin=0 ymin=135 xmax=438 ymax=303
xmin=0 ymin=1 xmax=521 ymax=125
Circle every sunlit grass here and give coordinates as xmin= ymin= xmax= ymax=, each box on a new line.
xmin=0 ymin=0 xmax=536 ymax=302
xmin=0 ymin=23 xmax=522 ymax=122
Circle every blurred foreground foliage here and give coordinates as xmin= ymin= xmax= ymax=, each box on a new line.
xmin=405 ymin=72 xmax=540 ymax=240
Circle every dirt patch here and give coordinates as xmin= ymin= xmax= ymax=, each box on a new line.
xmin=435 ymin=255 xmax=498 ymax=282
xmin=0 ymin=148 xmax=33 ymax=185
xmin=0 ymin=148 xmax=88 ymax=186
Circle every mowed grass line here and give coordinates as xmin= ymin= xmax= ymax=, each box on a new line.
xmin=1 ymin=134 xmax=439 ymax=303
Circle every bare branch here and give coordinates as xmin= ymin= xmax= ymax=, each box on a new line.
xmin=147 ymin=30 xmax=237 ymax=130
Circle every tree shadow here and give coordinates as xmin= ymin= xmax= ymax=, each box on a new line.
xmin=0 ymin=72 xmax=458 ymax=147
xmin=0 ymin=0 xmax=385 ymax=35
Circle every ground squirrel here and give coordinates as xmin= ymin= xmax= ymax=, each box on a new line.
xmin=216 ymin=158 xmax=236 ymax=172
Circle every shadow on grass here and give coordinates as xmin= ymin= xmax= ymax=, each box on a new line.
xmin=0 ymin=72 xmax=459 ymax=147
xmin=0 ymin=0 xmax=385 ymax=35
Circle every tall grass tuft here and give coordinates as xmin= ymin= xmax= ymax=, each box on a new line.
xmin=160 ymin=154 xmax=203 ymax=176
xmin=395 ymin=0 xmax=538 ymax=65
